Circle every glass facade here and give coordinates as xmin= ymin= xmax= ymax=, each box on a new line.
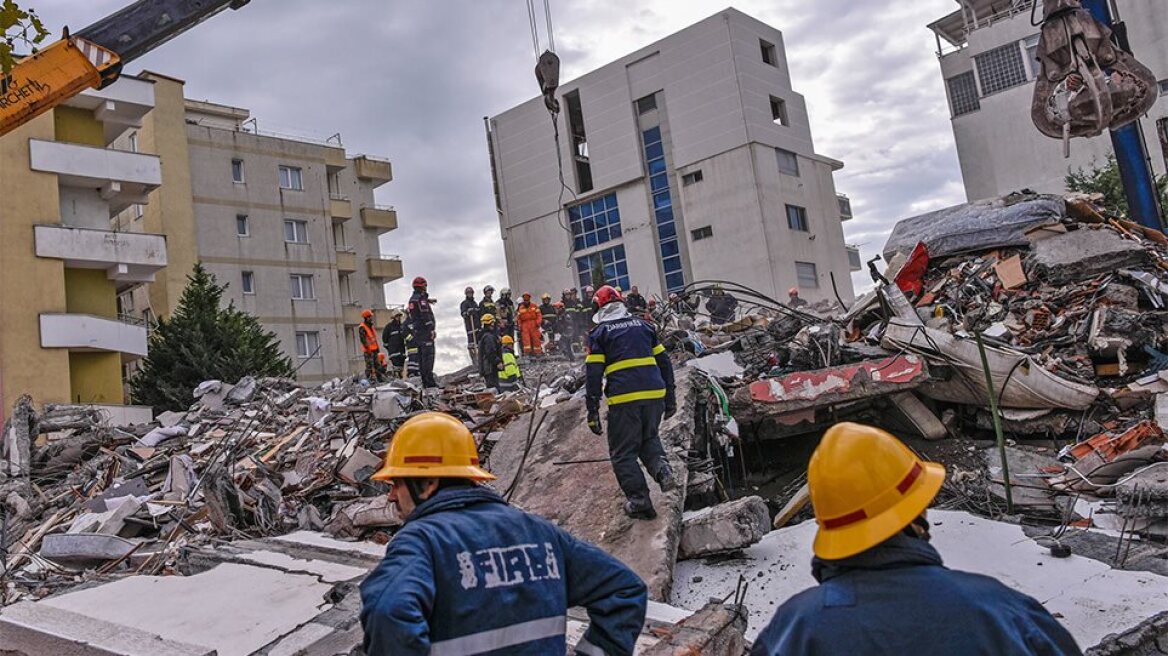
xmin=569 ymin=193 xmax=622 ymax=251
xmin=641 ymin=126 xmax=686 ymax=292
xmin=576 ymin=244 xmax=630 ymax=292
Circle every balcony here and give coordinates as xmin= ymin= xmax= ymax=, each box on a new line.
xmin=63 ymin=76 xmax=155 ymax=144
xmin=354 ymin=155 xmax=393 ymax=184
xmin=29 ymin=139 xmax=162 ymax=214
xmin=40 ymin=313 xmax=148 ymax=359
xmin=846 ymin=245 xmax=862 ymax=272
xmin=342 ymin=304 xmax=363 ymax=325
xmin=367 ymin=256 xmax=403 ymax=281
xmin=361 ymin=206 xmax=398 ymax=232
xmin=837 ymin=194 xmax=853 ymax=221
xmin=35 ymin=225 xmax=167 ymax=288
xmin=336 ymin=249 xmax=357 ymax=273
xmin=330 ymin=195 xmax=353 ymax=222
xmin=374 ymin=308 xmax=401 ymax=326
xmin=324 ymin=146 xmax=348 ymax=171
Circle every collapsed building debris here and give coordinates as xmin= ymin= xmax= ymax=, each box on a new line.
xmin=678 ymin=496 xmax=770 ymax=561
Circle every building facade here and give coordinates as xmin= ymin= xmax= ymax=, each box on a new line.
xmin=486 ymin=9 xmax=857 ymax=305
xmin=116 ymin=72 xmax=401 ymax=385
xmin=930 ymin=0 xmax=1168 ymax=202
xmin=0 ymin=75 xmax=165 ymax=425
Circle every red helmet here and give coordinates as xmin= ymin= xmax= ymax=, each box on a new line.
xmin=413 ymin=276 xmax=427 ymax=288
xmin=788 ymin=287 xmax=799 ymax=296
xmin=361 ymin=309 xmax=374 ymax=319
xmin=594 ymin=285 xmax=623 ymax=307
xmin=554 ymin=302 xmax=565 ymax=310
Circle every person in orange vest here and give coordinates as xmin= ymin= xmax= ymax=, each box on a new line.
xmin=358 ymin=309 xmax=383 ymax=382
xmin=516 ymin=292 xmax=544 ymax=356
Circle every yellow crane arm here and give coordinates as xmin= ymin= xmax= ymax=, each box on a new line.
xmin=0 ymin=36 xmax=120 ymax=137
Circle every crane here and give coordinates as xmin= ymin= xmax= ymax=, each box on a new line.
xmin=0 ymin=0 xmax=250 ymax=138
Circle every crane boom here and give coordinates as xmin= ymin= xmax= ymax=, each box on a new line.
xmin=0 ymin=0 xmax=250 ymax=138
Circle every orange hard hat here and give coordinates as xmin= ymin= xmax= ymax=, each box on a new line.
xmin=361 ymin=309 xmax=374 ymax=319
xmin=788 ymin=287 xmax=799 ymax=296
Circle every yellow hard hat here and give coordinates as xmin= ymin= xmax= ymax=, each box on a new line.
xmin=481 ymin=313 xmax=495 ymax=325
xmin=808 ymin=422 xmax=945 ymax=560
xmin=501 ymin=335 xmax=514 ymax=346
xmin=371 ymin=412 xmax=496 ymax=482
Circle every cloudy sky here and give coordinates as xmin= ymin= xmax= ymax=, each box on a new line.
xmin=34 ymin=0 xmax=967 ymax=373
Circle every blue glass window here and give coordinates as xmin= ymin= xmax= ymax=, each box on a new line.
xmin=576 ymin=245 xmax=631 ymax=292
xmin=640 ymin=125 xmax=686 ymax=292
xmin=569 ymin=192 xmax=622 ymax=252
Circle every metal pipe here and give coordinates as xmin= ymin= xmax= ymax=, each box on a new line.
xmin=975 ymin=332 xmax=1014 ymax=514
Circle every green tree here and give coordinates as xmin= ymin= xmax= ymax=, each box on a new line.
xmin=590 ymin=256 xmax=607 ymax=288
xmin=1 ymin=1 xmax=49 ymax=75
xmin=1066 ymin=156 xmax=1168 ymax=218
xmin=131 ymin=264 xmax=294 ymax=413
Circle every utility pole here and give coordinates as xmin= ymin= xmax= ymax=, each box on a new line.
xmin=1080 ymin=0 xmax=1165 ymax=231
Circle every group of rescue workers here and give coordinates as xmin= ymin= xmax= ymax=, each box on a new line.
xmin=357 ymin=283 xmax=1083 ymax=655
xmin=356 ymin=276 xmax=439 ymax=388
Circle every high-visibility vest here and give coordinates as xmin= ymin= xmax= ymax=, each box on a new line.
xmin=359 ymin=323 xmax=379 ymax=353
xmin=500 ymin=352 xmax=520 ymax=382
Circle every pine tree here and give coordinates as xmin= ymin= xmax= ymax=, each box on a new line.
xmin=131 ymin=264 xmax=294 ymax=413
xmin=1066 ymin=156 xmax=1168 ymax=218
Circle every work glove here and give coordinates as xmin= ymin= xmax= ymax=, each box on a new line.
xmin=663 ymin=400 xmax=677 ymax=420
xmin=588 ymin=410 xmax=603 ymax=436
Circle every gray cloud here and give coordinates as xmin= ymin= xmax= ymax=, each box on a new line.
xmin=34 ymin=0 xmax=966 ymax=368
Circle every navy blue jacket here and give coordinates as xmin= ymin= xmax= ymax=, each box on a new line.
xmin=360 ymin=486 xmax=647 ymax=656
xmin=752 ymin=533 xmax=1082 ymax=656
xmin=586 ymin=305 xmax=675 ymax=413
xmin=407 ymin=291 xmax=436 ymax=346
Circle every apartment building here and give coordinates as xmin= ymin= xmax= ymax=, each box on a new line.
xmin=0 ymin=75 xmax=166 ymax=425
xmin=485 ymin=8 xmax=858 ymax=304
xmin=115 ymin=72 xmax=401 ymax=385
xmin=929 ymin=0 xmax=1168 ymax=201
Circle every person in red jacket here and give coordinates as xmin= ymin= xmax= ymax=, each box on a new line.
xmin=517 ymin=292 xmax=544 ymax=356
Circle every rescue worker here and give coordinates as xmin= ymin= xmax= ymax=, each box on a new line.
xmin=360 ymin=412 xmax=648 ymax=655
xmin=358 ymin=309 xmax=382 ymax=382
xmin=625 ymin=286 xmax=647 ymax=313
xmin=499 ymin=335 xmax=522 ymax=392
xmin=477 ymin=314 xmax=501 ymax=390
xmin=574 ymin=286 xmax=595 ymax=347
xmin=538 ymin=292 xmax=556 ymax=343
xmin=376 ymin=352 xmax=390 ymax=381
xmin=381 ymin=310 xmax=407 ymax=378
xmin=788 ymin=287 xmax=809 ymax=309
xmin=405 ymin=326 xmax=420 ymax=379
xmin=705 ymin=284 xmax=739 ymax=325
xmin=585 ymin=285 xmax=677 ymax=520
xmin=407 ymin=276 xmax=438 ymax=389
xmin=496 ymin=288 xmax=516 ymax=342
xmin=553 ymin=301 xmax=574 ymax=359
xmin=751 ymin=423 xmax=1081 ymax=656
xmin=479 ymin=285 xmax=498 ymax=323
xmin=459 ymin=286 xmax=482 ymax=363
xmin=516 ymin=292 xmax=544 ymax=357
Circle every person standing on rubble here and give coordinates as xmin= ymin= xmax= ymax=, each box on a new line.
xmin=517 ymin=292 xmax=544 ymax=357
xmin=553 ymin=301 xmax=574 ymax=359
xmin=499 ymin=335 xmax=522 ymax=391
xmin=479 ymin=285 xmax=498 ymax=324
xmin=360 ymin=412 xmax=648 ymax=655
xmin=705 ymin=284 xmax=738 ymax=325
xmin=751 ymin=422 xmax=1082 ymax=656
xmin=586 ymin=285 xmax=678 ymax=520
xmin=787 ymin=287 xmax=808 ymax=309
xmin=477 ymin=313 xmax=502 ymax=390
xmin=496 ymin=288 xmax=516 ymax=343
xmin=459 ymin=286 xmax=482 ymax=363
xmin=381 ymin=310 xmax=407 ymax=378
xmin=358 ymin=309 xmax=383 ymax=382
xmin=407 ymin=277 xmax=438 ymax=389
xmin=625 ymin=286 xmax=647 ymax=314
xmin=539 ymin=292 xmax=556 ymax=344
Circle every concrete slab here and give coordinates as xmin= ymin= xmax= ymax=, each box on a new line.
xmin=1032 ymin=227 xmax=1151 ymax=284
xmin=672 ymin=510 xmax=1168 ymax=650
xmin=268 ymin=530 xmax=387 ymax=559
xmin=0 ymin=601 xmax=214 ymax=656
xmin=233 ymin=549 xmax=368 ymax=584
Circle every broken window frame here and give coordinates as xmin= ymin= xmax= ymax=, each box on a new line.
xmin=564 ymin=90 xmax=594 ymax=193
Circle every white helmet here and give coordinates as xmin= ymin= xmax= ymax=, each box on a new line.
xmin=501 ymin=288 xmax=511 ymax=296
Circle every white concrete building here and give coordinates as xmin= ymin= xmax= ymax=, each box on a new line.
xmin=929 ymin=0 xmax=1168 ymax=201
xmin=485 ymin=8 xmax=858 ymax=305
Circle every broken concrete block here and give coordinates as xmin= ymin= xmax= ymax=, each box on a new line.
xmin=156 ymin=410 xmax=186 ymax=428
xmin=41 ymin=533 xmax=140 ymax=567
xmin=679 ymin=496 xmax=770 ymax=560
xmin=889 ymin=392 xmax=948 ymax=440
xmin=1032 ymin=227 xmax=1151 ymax=284
xmin=338 ymin=447 xmax=382 ymax=484
xmin=640 ymin=602 xmax=748 ymax=656
xmin=70 ymin=496 xmax=142 ymax=536
xmin=324 ymin=496 xmax=401 ymax=538
xmin=226 ymin=376 xmax=257 ymax=404
xmin=371 ymin=389 xmax=410 ymax=420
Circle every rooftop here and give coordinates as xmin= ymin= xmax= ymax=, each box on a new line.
xmin=929 ymin=0 xmax=1037 ymax=51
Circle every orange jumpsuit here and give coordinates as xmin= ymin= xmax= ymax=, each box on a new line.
xmin=516 ymin=302 xmax=544 ymax=355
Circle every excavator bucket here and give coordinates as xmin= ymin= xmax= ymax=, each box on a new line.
xmin=0 ymin=37 xmax=121 ymax=138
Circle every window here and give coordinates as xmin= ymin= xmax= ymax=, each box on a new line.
xmin=847 ymin=248 xmax=862 ymax=271
xmin=241 ymin=271 xmax=255 ymax=294
xmin=284 ymin=219 xmax=309 ymax=243
xmin=290 ymin=274 xmax=315 ymax=300
xmin=795 ymin=261 xmax=819 ymax=288
xmin=641 ymin=126 xmax=686 ymax=292
xmin=332 ymin=222 xmax=346 ymax=248
xmin=564 ymin=91 xmax=593 ymax=192
xmin=776 ymin=148 xmax=800 ymax=176
xmin=636 ymin=94 xmax=657 ymax=114
xmin=975 ymin=43 xmax=1027 ymax=96
xmin=1160 ymin=79 xmax=1168 ymax=96
xmin=770 ymin=96 xmax=788 ymax=126
xmin=760 ymin=39 xmax=777 ymax=66
xmin=947 ymin=71 xmax=981 ymax=117
xmin=569 ymin=193 xmax=622 ymax=251
xmin=691 ymin=226 xmax=713 ymax=241
xmin=295 ymin=331 xmax=320 ymax=358
xmin=128 ymin=132 xmax=138 ymax=153
xmin=236 ymin=214 xmax=249 ymax=237
xmin=575 ymin=244 xmax=630 ymax=293
xmin=133 ymin=204 xmax=143 ymax=219
xmin=837 ymin=195 xmax=853 ymax=219
xmin=231 ymin=159 xmax=245 ymax=183
xmin=339 ymin=273 xmax=353 ymax=304
xmin=279 ymin=165 xmax=303 ymax=190
xmin=682 ymin=170 xmax=703 ymax=186
xmin=1024 ymin=34 xmax=1041 ymax=78
xmin=786 ymin=204 xmax=809 ymax=232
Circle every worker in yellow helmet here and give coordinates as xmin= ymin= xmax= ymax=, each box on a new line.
xmin=499 ymin=335 xmax=522 ymax=392
xmin=360 ymin=413 xmax=648 ymax=655
xmin=751 ymin=423 xmax=1081 ymax=656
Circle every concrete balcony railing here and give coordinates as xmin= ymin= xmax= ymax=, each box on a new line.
xmin=330 ymin=195 xmax=353 ymax=222
xmin=29 ymin=139 xmax=161 ymax=214
xmin=324 ymin=146 xmax=348 ymax=171
xmin=374 ymin=308 xmax=401 ymax=326
xmin=35 ymin=225 xmax=167 ymax=287
xmin=40 ymin=313 xmax=148 ymax=359
xmin=360 ymin=206 xmax=398 ymax=232
xmin=89 ymin=404 xmax=154 ymax=426
xmin=367 ymin=256 xmax=403 ymax=281
xmin=336 ymin=249 xmax=357 ymax=273
xmin=353 ymin=155 xmax=393 ymax=184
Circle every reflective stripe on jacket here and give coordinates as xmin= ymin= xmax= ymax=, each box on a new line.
xmin=585 ymin=304 xmax=674 ymax=411
xmin=500 ymin=352 xmax=521 ymax=382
